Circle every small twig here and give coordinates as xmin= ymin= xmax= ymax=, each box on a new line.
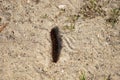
xmin=0 ymin=23 xmax=8 ymax=32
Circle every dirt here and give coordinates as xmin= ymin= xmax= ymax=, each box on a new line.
xmin=0 ymin=0 xmax=120 ymax=80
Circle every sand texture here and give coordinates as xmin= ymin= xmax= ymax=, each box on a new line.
xmin=0 ymin=0 xmax=120 ymax=80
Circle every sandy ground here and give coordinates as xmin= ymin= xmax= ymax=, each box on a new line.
xmin=0 ymin=0 xmax=120 ymax=80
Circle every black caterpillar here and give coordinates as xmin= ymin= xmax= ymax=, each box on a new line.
xmin=50 ymin=27 xmax=62 ymax=63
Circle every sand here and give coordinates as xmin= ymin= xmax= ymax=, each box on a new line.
xmin=0 ymin=0 xmax=120 ymax=80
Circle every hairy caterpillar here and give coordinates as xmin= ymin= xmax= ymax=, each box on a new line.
xmin=50 ymin=27 xmax=62 ymax=63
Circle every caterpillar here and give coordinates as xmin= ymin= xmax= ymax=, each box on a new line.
xmin=50 ymin=26 xmax=62 ymax=63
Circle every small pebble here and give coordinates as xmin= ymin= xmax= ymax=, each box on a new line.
xmin=58 ymin=5 xmax=66 ymax=10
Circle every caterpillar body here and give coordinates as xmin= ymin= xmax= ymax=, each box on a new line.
xmin=50 ymin=27 xmax=62 ymax=63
